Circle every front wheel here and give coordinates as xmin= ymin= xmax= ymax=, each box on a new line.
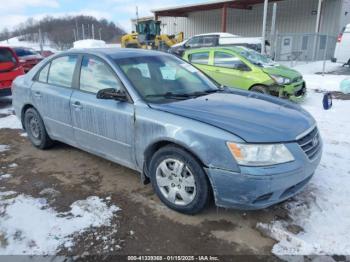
xmin=250 ymin=85 xmax=269 ymax=94
xmin=149 ymin=146 xmax=210 ymax=215
xmin=24 ymin=108 xmax=53 ymax=149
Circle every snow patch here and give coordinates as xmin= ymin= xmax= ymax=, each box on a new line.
xmin=73 ymin=39 xmax=106 ymax=49
xmin=0 ymin=174 xmax=12 ymax=180
xmin=260 ymin=90 xmax=350 ymax=254
xmin=0 ymin=193 xmax=120 ymax=255
xmin=0 ymin=115 xmax=22 ymax=130
xmin=0 ymin=145 xmax=9 ymax=153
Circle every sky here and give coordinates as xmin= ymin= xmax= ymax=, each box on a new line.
xmin=0 ymin=0 xmax=205 ymax=33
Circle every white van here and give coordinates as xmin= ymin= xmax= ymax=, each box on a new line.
xmin=332 ymin=24 xmax=350 ymax=65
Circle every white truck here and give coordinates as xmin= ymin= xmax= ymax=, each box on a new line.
xmin=332 ymin=24 xmax=350 ymax=66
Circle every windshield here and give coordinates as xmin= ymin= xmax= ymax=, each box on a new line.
xmin=114 ymin=55 xmax=219 ymax=103
xmin=237 ymin=47 xmax=275 ymax=67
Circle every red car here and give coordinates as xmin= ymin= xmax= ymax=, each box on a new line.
xmin=13 ymin=47 xmax=43 ymax=73
xmin=0 ymin=46 xmax=25 ymax=97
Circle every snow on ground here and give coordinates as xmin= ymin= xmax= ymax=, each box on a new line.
xmin=259 ymin=62 xmax=350 ymax=256
xmin=0 ymin=192 xmax=119 ymax=255
xmin=0 ymin=37 xmax=58 ymax=52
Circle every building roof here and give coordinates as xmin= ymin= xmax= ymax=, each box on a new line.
xmin=152 ymin=0 xmax=283 ymax=17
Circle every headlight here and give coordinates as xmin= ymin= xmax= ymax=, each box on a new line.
xmin=227 ymin=142 xmax=294 ymax=166
xmin=270 ymin=74 xmax=291 ymax=85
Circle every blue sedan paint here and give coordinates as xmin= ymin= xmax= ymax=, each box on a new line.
xmin=12 ymin=48 xmax=322 ymax=210
xmin=150 ymin=90 xmax=315 ymax=143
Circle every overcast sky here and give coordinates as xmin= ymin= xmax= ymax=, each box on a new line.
xmin=0 ymin=0 xmax=205 ymax=32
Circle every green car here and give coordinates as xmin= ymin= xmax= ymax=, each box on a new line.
xmin=182 ymin=46 xmax=306 ymax=101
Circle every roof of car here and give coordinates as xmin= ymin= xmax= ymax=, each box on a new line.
xmin=185 ymin=45 xmax=246 ymax=53
xmin=67 ymin=47 xmax=167 ymax=59
xmin=194 ymin=32 xmax=239 ymax=38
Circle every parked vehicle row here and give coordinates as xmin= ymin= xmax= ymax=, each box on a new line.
xmin=183 ymin=46 xmax=306 ymax=100
xmin=168 ymin=32 xmax=269 ymax=57
xmin=0 ymin=46 xmax=55 ymax=97
xmin=12 ymin=48 xmax=322 ymax=214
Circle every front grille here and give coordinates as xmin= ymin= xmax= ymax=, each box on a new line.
xmin=297 ymin=127 xmax=321 ymax=160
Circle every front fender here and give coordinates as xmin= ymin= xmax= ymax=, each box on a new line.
xmin=134 ymin=105 xmax=243 ymax=172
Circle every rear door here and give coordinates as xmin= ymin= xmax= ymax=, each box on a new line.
xmin=187 ymin=51 xmax=211 ymax=73
xmin=31 ymin=55 xmax=78 ymax=144
xmin=70 ymin=55 xmax=135 ymax=167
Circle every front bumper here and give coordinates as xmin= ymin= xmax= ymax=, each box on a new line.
xmin=282 ymin=81 xmax=306 ymax=102
xmin=205 ymin=142 xmax=322 ymax=210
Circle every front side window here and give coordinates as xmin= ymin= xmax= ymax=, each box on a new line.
xmin=186 ymin=37 xmax=202 ymax=47
xmin=80 ymin=56 xmax=122 ymax=94
xmin=189 ymin=52 xmax=209 ymax=65
xmin=214 ymin=52 xmax=246 ymax=69
xmin=115 ymin=55 xmax=219 ymax=103
xmin=48 ymin=55 xmax=78 ymax=88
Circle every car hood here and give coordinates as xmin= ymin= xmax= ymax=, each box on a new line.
xmin=150 ymin=90 xmax=315 ymax=143
xmin=262 ymin=64 xmax=302 ymax=80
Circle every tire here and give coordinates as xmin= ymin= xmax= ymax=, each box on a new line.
xmin=250 ymin=85 xmax=269 ymax=94
xmin=149 ymin=145 xmax=209 ymax=215
xmin=24 ymin=108 xmax=53 ymax=149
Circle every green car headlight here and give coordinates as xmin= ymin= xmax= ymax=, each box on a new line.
xmin=270 ymin=74 xmax=291 ymax=85
xmin=227 ymin=142 xmax=295 ymax=166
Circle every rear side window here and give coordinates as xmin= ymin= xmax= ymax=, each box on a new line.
xmin=0 ymin=48 xmax=16 ymax=63
xmin=80 ymin=56 xmax=122 ymax=94
xmin=214 ymin=51 xmax=245 ymax=69
xmin=189 ymin=52 xmax=209 ymax=65
xmin=48 ymin=55 xmax=78 ymax=88
xmin=37 ymin=63 xmax=50 ymax=83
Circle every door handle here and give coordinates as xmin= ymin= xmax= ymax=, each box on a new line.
xmin=72 ymin=101 xmax=83 ymax=109
xmin=33 ymin=91 xmax=41 ymax=98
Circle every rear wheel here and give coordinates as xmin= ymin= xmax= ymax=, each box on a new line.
xmin=24 ymin=108 xmax=53 ymax=149
xmin=250 ymin=85 xmax=269 ymax=94
xmin=149 ymin=146 xmax=209 ymax=214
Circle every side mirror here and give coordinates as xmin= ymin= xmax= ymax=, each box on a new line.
xmin=97 ymin=88 xmax=128 ymax=102
xmin=323 ymin=92 xmax=333 ymax=110
xmin=236 ymin=63 xmax=250 ymax=71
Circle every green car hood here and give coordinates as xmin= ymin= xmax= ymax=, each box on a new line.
xmin=262 ymin=64 xmax=302 ymax=80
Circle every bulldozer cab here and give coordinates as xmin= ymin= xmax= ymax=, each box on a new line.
xmin=136 ymin=20 xmax=161 ymax=42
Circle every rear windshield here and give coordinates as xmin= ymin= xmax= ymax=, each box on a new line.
xmin=0 ymin=48 xmax=16 ymax=63
xmin=14 ymin=48 xmax=37 ymax=57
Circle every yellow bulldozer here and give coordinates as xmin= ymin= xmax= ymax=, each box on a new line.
xmin=121 ymin=20 xmax=184 ymax=51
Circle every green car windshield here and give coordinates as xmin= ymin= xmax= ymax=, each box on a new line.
xmin=237 ymin=47 xmax=275 ymax=67
xmin=114 ymin=55 xmax=220 ymax=103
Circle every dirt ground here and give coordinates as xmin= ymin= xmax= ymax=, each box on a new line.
xmin=0 ymin=98 xmax=294 ymax=261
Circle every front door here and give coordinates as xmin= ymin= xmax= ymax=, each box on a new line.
xmin=208 ymin=51 xmax=252 ymax=89
xmin=31 ymin=55 xmax=78 ymax=144
xmin=70 ymin=55 xmax=135 ymax=167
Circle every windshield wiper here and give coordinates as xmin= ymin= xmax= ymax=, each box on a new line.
xmin=145 ymin=92 xmax=192 ymax=100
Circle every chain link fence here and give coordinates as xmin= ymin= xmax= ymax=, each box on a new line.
xmin=272 ymin=33 xmax=337 ymax=63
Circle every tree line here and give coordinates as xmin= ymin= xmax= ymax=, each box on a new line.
xmin=0 ymin=15 xmax=126 ymax=50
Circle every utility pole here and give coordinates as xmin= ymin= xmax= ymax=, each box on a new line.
xmin=270 ymin=3 xmax=277 ymax=58
xmin=313 ymin=0 xmax=323 ymax=60
xmin=38 ymin=28 xmax=43 ymax=53
xmin=73 ymin=29 xmax=77 ymax=41
xmin=75 ymin=19 xmax=79 ymax=40
xmin=82 ymin=24 xmax=85 ymax=40
xmin=92 ymin=24 xmax=95 ymax=39
xmin=99 ymin=28 xmax=102 ymax=40
xmin=88 ymin=24 xmax=90 ymax=39
xmin=261 ymin=0 xmax=268 ymax=54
